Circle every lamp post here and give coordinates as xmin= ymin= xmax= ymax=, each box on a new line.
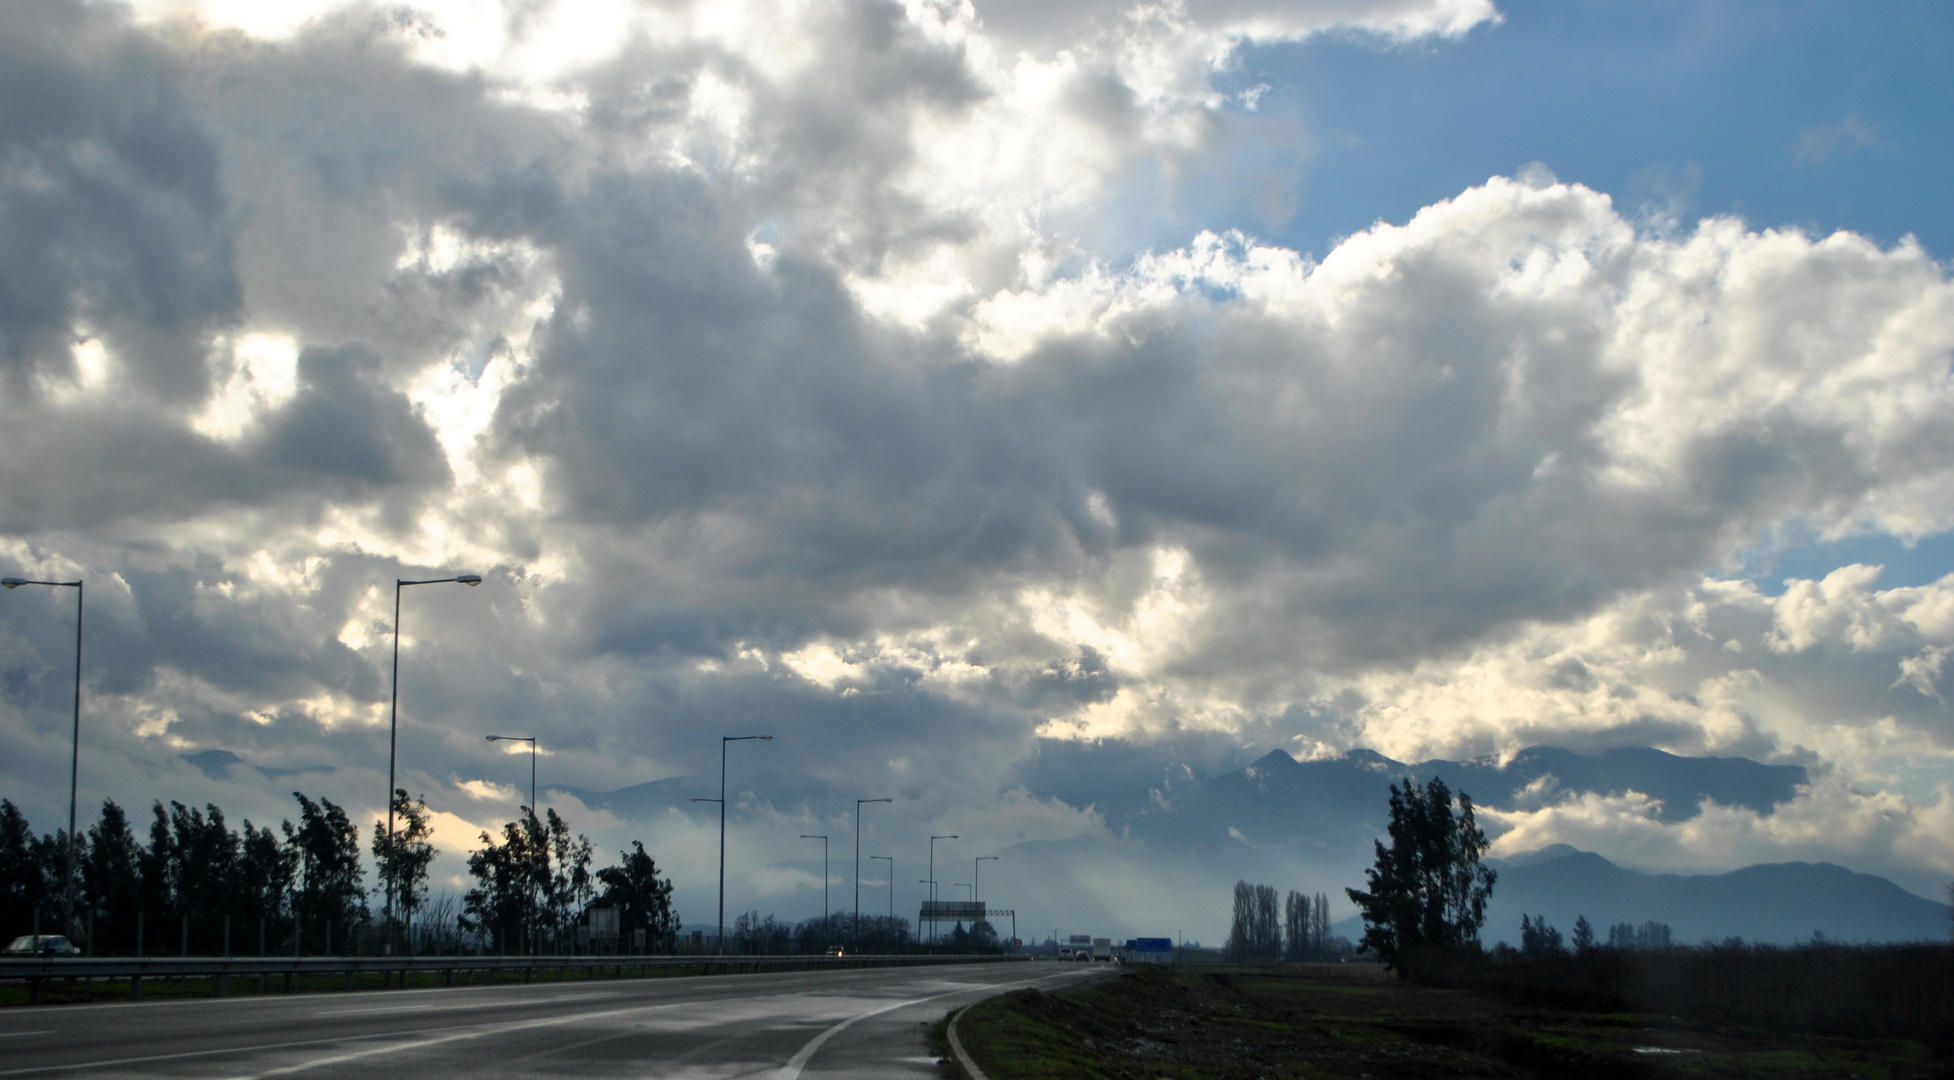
xmin=854 ymin=798 xmax=891 ymax=937
xmin=869 ymin=855 xmax=893 ymax=923
xmin=974 ymin=856 xmax=997 ymax=906
xmin=484 ymin=735 xmax=537 ymax=812
xmin=799 ymin=835 xmax=828 ymax=924
xmin=928 ymin=834 xmax=956 ymax=944
xmin=384 ymin=573 xmax=482 ymax=950
xmin=1 ymin=576 xmax=82 ymax=932
xmin=691 ymin=734 xmax=771 ymax=953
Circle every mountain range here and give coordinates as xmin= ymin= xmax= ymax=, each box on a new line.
xmin=554 ymin=742 xmax=1947 ymax=945
xmin=1462 ymin=845 xmax=1951 ymax=946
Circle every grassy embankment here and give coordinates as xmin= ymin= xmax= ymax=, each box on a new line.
xmin=951 ymin=955 xmax=1953 ymax=1079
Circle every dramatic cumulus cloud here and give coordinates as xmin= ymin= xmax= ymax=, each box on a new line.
xmin=2 ymin=0 xmax=1952 ymax=932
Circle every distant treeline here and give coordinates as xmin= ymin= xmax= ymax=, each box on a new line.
xmin=1225 ymin=880 xmax=1353 ymax=962
xmin=719 ymin=911 xmax=919 ymax=954
xmin=0 ymin=793 xmax=680 ymax=956
xmin=713 ymin=910 xmax=1009 ymax=955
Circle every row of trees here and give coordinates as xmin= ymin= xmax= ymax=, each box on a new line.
xmin=722 ymin=911 xmax=927 ymax=954
xmin=0 ymin=794 xmax=680 ymax=955
xmin=1225 ymin=882 xmax=1345 ymax=961
xmin=1517 ymin=914 xmax=1678 ymax=955
xmin=1 ymin=795 xmax=367 ymax=955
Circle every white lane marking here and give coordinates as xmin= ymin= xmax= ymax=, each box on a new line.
xmin=0 ymin=974 xmax=636 ymax=1014
xmin=0 ymin=1034 xmax=414 ymax=1077
xmin=309 ymin=990 xmax=621 ymax=1018
xmin=218 ymin=1000 xmax=694 ymax=1080
xmin=773 ymin=968 xmax=1098 ymax=1080
xmin=0 ymin=1001 xmax=684 ymax=1078
xmin=0 ymin=1033 xmax=51 ymax=1039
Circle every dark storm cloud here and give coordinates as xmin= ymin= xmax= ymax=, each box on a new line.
xmin=254 ymin=343 xmax=450 ymax=491
xmin=0 ymin=340 xmax=449 ymax=533
xmin=0 ymin=0 xmax=238 ymax=400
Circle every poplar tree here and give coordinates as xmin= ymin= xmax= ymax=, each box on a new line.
xmin=1345 ymin=777 xmax=1496 ymax=975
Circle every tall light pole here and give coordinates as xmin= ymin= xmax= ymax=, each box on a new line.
xmin=854 ymin=798 xmax=891 ymax=936
xmin=975 ymin=856 xmax=997 ymax=907
xmin=385 ymin=573 xmax=482 ymax=949
xmin=484 ymin=735 xmax=537 ymax=812
xmin=691 ymin=734 xmax=771 ymax=953
xmin=799 ymin=835 xmax=828 ymax=924
xmin=928 ymin=834 xmax=956 ymax=944
xmin=2 ymin=576 xmax=82 ymax=932
xmin=869 ymin=855 xmax=893 ymax=923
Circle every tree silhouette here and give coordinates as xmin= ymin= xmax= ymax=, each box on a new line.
xmin=1345 ymin=776 xmax=1495 ymax=974
xmin=291 ymin=793 xmax=366 ymax=953
xmin=1285 ymin=889 xmax=1308 ymax=959
xmin=1520 ymin=913 xmax=1564 ymax=956
xmin=371 ymin=789 xmax=438 ymax=947
xmin=81 ymin=800 xmax=142 ymax=953
xmin=462 ymin=808 xmax=546 ymax=952
xmin=1572 ymin=914 xmax=1595 ymax=952
xmin=1226 ymin=880 xmax=1282 ymax=960
xmin=0 ymin=801 xmax=49 ymax=939
xmin=593 ymin=841 xmax=678 ymax=952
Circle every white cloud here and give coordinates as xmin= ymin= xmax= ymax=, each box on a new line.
xmin=1484 ymin=774 xmax=1954 ymax=884
xmin=6 ymin=0 xmax=1954 ymax=938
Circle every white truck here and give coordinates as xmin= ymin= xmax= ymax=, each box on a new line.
xmin=1067 ymin=934 xmax=1092 ymax=961
xmin=1091 ymin=937 xmax=1113 ymax=961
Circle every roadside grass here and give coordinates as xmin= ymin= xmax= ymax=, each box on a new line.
xmin=953 ymin=962 xmax=1953 ymax=1079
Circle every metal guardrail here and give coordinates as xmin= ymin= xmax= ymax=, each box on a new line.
xmin=1 ymin=952 xmax=1028 ymax=1003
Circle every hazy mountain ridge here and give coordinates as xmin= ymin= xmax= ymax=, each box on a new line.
xmin=181 ymin=749 xmax=334 ymax=782
xmin=1182 ymin=743 xmax=1807 ymax=831
xmin=547 ymin=743 xmax=1946 ymax=945
xmin=1357 ymin=846 xmax=1952 ymax=946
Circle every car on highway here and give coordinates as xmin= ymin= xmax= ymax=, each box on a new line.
xmin=3 ymin=934 xmax=79 ymax=955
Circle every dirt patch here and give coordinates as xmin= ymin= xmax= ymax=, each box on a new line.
xmin=953 ymin=962 xmax=1952 ymax=1079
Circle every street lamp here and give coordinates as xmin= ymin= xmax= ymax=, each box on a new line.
xmin=385 ymin=572 xmax=482 ymax=949
xmin=869 ymin=855 xmax=893 ymax=923
xmin=800 ymin=835 xmax=828 ymax=924
xmin=691 ymin=734 xmax=771 ymax=953
xmin=928 ymin=834 xmax=956 ymax=944
xmin=975 ymin=856 xmax=997 ymax=906
xmin=1 ymin=576 xmax=82 ymax=932
xmin=854 ymin=798 xmax=891 ymax=937
xmin=484 ymin=735 xmax=537 ymax=813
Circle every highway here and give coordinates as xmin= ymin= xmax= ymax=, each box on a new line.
xmin=0 ymin=960 xmax=1105 ymax=1078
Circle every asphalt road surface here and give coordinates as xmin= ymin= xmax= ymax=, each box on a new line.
xmin=0 ymin=960 xmax=1105 ymax=1079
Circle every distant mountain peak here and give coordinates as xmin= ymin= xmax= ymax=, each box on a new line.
xmin=180 ymin=748 xmax=333 ymax=781
xmin=1498 ymin=843 xmax=1587 ymax=866
xmin=1248 ymin=748 xmax=1300 ymax=771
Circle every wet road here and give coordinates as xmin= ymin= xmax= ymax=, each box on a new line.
xmin=0 ymin=960 xmax=1106 ymax=1079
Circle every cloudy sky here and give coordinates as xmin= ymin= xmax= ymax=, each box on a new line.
xmin=2 ymin=0 xmax=1952 ymax=937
